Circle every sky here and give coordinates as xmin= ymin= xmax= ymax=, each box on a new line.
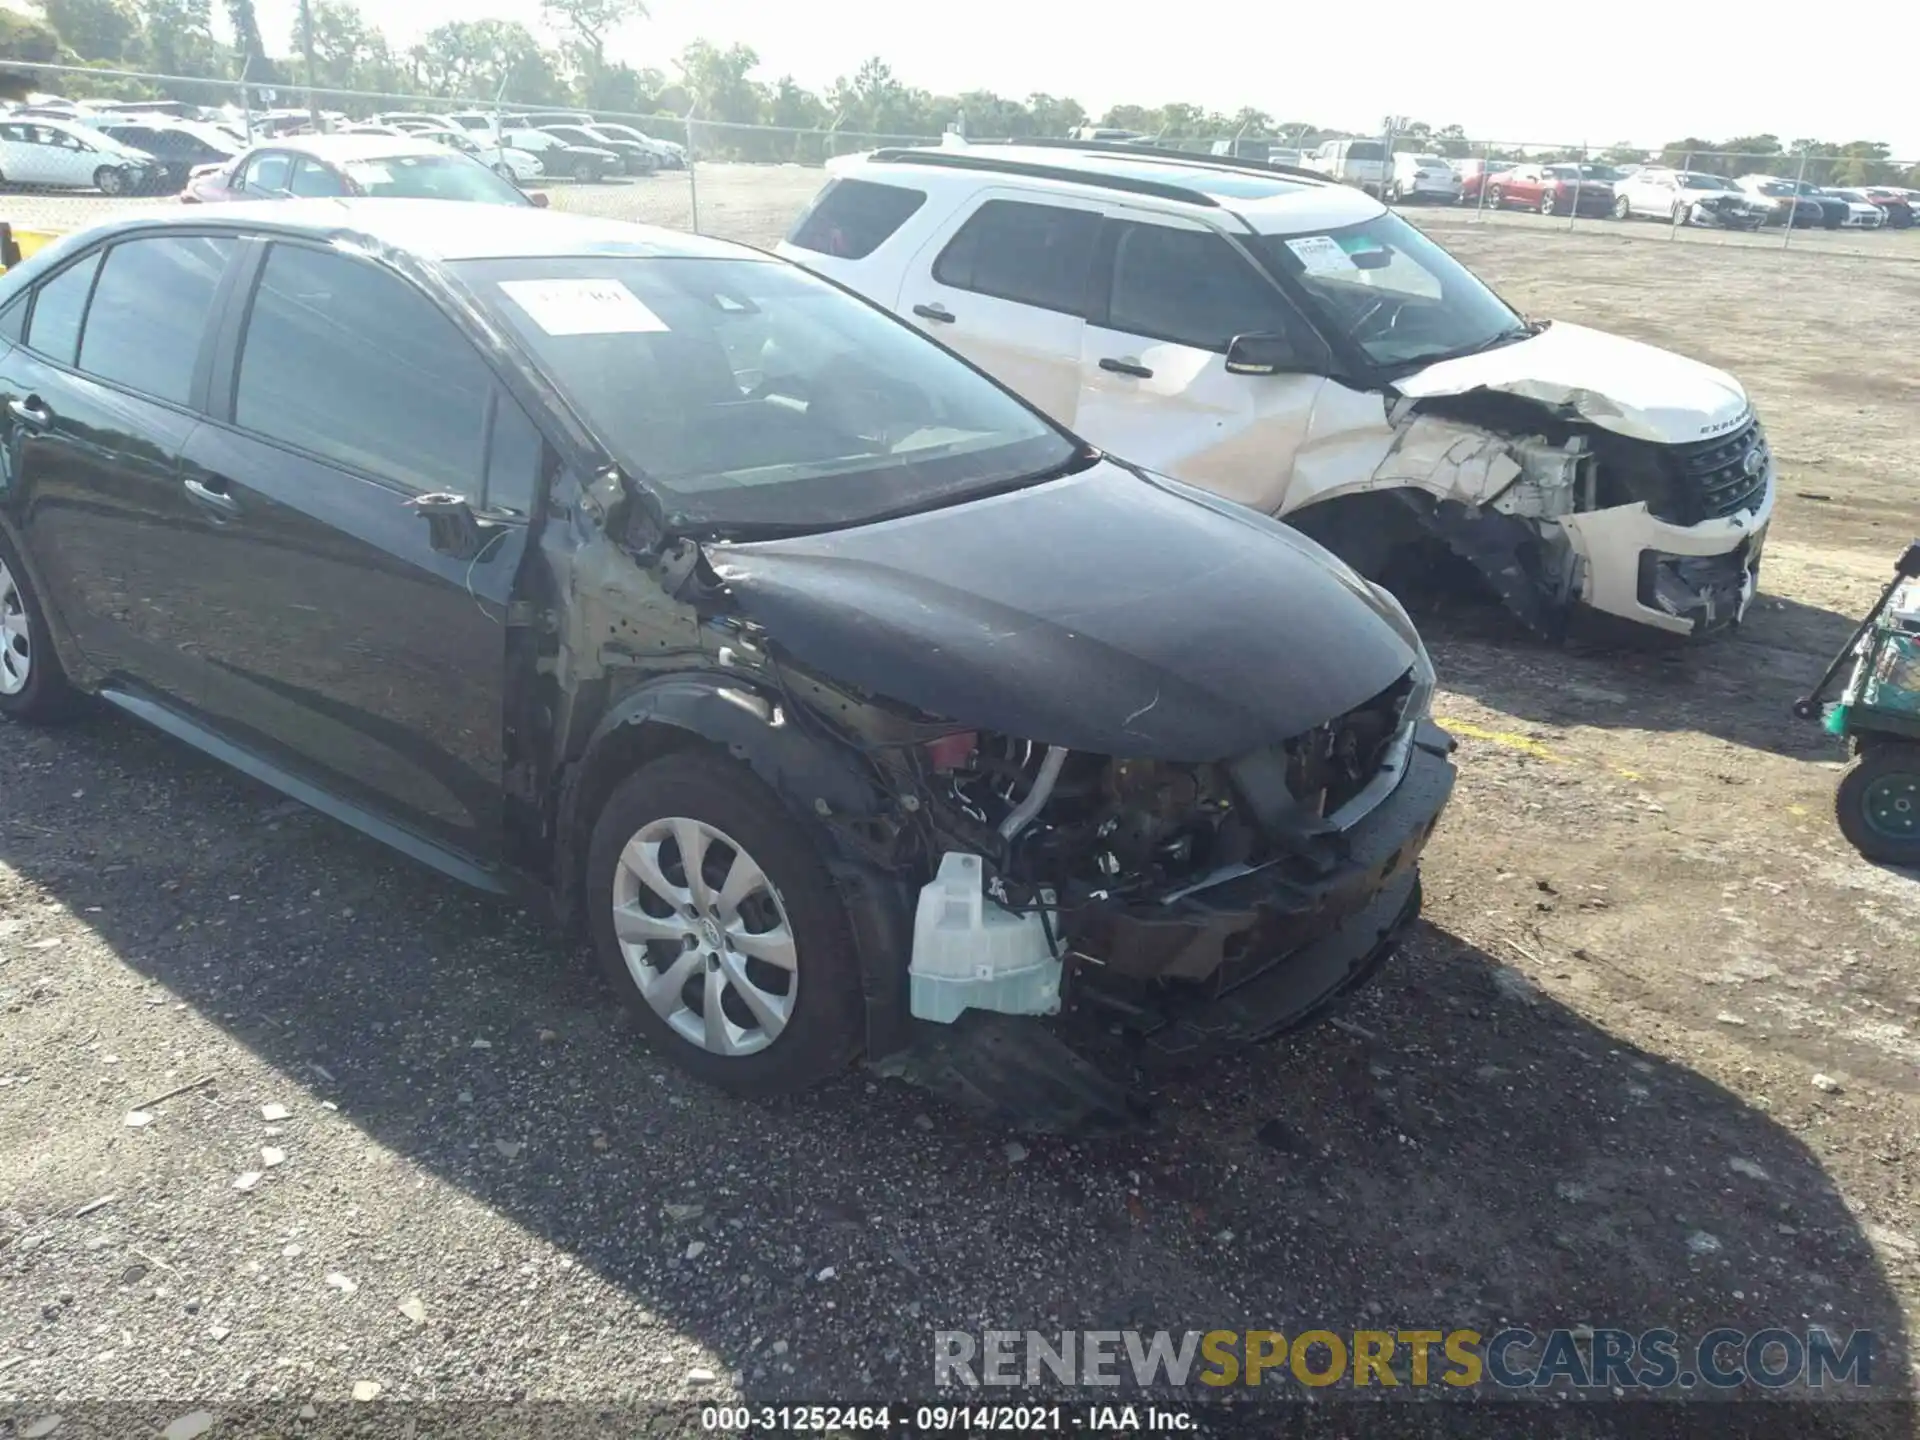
xmin=247 ymin=0 xmax=1919 ymax=156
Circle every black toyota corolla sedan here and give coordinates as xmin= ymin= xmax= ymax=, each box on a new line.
xmin=0 ymin=202 xmax=1454 ymax=1101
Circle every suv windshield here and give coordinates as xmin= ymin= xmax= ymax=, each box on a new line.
xmin=1252 ymin=212 xmax=1522 ymax=370
xmin=460 ymin=255 xmax=1080 ymax=531
xmin=343 ymin=152 xmax=529 ymax=203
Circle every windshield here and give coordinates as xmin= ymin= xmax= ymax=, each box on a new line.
xmin=1253 ymin=212 xmax=1522 ymax=370
xmin=1680 ymin=174 xmax=1731 ymax=190
xmin=343 ymin=153 xmax=529 ymax=204
xmin=460 ymin=256 xmax=1080 ymax=531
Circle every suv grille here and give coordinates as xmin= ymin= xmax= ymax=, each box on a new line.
xmin=1656 ymin=419 xmax=1770 ymax=525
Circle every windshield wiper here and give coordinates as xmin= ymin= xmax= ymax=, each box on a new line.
xmin=1411 ymin=320 xmax=1540 ymax=366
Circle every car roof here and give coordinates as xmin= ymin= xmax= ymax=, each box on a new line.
xmin=845 ymin=142 xmax=1385 ymax=233
xmin=58 ymin=198 xmax=758 ymax=264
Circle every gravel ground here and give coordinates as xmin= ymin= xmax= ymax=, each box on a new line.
xmin=2 ymin=162 xmax=1918 ymax=1435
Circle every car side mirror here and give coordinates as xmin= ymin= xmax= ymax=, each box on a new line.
xmin=1225 ymin=332 xmax=1305 ymax=376
xmin=1898 ymin=539 xmax=1920 ymax=579
xmin=529 ymin=190 xmax=550 ymax=208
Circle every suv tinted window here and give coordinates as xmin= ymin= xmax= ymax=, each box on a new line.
xmin=25 ymin=252 xmax=103 ymax=365
xmin=1104 ymin=224 xmax=1296 ymax=351
xmin=234 ymin=243 xmax=489 ymax=493
xmin=78 ymin=235 xmax=232 ymax=404
xmin=787 ymin=178 xmax=927 ymax=259
xmin=933 ymin=200 xmax=1097 ymax=314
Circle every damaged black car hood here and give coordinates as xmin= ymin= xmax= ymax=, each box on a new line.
xmin=708 ymin=462 xmax=1416 ymax=761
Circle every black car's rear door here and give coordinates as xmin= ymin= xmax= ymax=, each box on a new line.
xmin=0 ymin=232 xmax=240 ymax=706
xmin=174 ymin=237 xmax=539 ymax=869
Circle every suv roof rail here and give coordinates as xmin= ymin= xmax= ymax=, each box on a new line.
xmin=865 ymin=147 xmax=1221 ymax=207
xmin=971 ymin=136 xmax=1332 ymax=185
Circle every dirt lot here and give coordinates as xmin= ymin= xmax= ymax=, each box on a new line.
xmin=2 ymin=165 xmax=1918 ymax=1432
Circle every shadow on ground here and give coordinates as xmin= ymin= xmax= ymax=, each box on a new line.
xmin=0 ymin=715 xmax=1910 ymax=1425
xmin=1411 ymin=587 xmax=1859 ymax=759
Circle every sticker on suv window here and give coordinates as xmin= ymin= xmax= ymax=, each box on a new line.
xmin=1284 ymin=236 xmax=1357 ymax=275
xmin=498 ymin=279 xmax=669 ymax=336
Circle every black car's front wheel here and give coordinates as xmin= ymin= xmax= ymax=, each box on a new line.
xmin=0 ymin=532 xmax=81 ymax=723
xmin=93 ymin=165 xmax=127 ymax=196
xmin=586 ymin=750 xmax=863 ymax=1095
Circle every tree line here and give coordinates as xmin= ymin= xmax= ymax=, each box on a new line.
xmin=1 ymin=0 xmax=1912 ymax=183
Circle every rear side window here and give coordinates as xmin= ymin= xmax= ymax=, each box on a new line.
xmin=25 ymin=252 xmax=102 ymax=366
xmin=244 ymin=152 xmax=291 ymax=194
xmin=78 ymin=235 xmax=233 ymax=404
xmin=1346 ymin=142 xmax=1385 ymax=161
xmin=233 ymin=243 xmax=490 ymax=494
xmin=932 ymin=200 xmax=1098 ymax=315
xmin=1103 ymin=224 xmax=1296 ymax=352
xmin=786 ymin=178 xmax=926 ymax=259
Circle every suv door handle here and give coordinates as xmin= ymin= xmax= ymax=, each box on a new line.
xmin=183 ymin=476 xmax=241 ymax=517
xmin=1099 ymin=358 xmax=1154 ymax=378
xmin=7 ymin=394 xmax=50 ymax=430
xmin=911 ymin=303 xmax=955 ymax=323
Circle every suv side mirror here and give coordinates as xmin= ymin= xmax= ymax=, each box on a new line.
xmin=1225 ymin=332 xmax=1304 ymax=376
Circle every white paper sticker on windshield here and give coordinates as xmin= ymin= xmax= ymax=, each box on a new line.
xmin=498 ymin=279 xmax=669 ymax=336
xmin=1284 ymin=235 xmax=1357 ymax=274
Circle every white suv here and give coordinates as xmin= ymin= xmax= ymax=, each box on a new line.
xmin=778 ymin=140 xmax=1777 ymax=639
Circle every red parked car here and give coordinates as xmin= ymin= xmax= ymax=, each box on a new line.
xmin=1484 ymin=162 xmax=1620 ymax=216
xmin=1454 ymin=157 xmax=1514 ymax=203
xmin=182 ymin=134 xmax=545 ymax=207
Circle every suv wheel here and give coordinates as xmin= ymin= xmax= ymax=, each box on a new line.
xmin=1612 ymin=193 xmax=1631 ymax=220
xmin=0 ymin=533 xmax=81 ymax=722
xmin=571 ymin=156 xmax=596 ymax=182
xmin=585 ymin=751 xmax=862 ymax=1095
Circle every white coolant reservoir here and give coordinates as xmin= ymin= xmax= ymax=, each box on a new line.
xmin=909 ymin=852 xmax=1062 ymax=1024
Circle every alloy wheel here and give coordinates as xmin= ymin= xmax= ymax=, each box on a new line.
xmin=0 ymin=555 xmax=31 ymax=696
xmin=610 ymin=816 xmax=798 ymax=1057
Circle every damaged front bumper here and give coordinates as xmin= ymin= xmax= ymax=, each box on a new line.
xmin=1062 ymin=719 xmax=1455 ymax=1064
xmin=1559 ymin=473 xmax=1774 ymax=636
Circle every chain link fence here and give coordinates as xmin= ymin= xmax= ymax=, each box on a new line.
xmin=0 ymin=60 xmax=1914 ymax=262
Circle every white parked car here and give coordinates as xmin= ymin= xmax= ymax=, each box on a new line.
xmin=1386 ymin=153 xmax=1460 ymax=204
xmin=1820 ymin=188 xmax=1888 ymax=228
xmin=0 ymin=117 xmax=162 ymax=194
xmin=1304 ymin=137 xmax=1390 ymax=195
xmin=412 ymin=126 xmax=542 ymax=182
xmin=589 ymin=121 xmax=686 ymax=169
xmin=777 ymin=140 xmax=1778 ymax=640
xmin=1611 ymin=168 xmax=1770 ymax=228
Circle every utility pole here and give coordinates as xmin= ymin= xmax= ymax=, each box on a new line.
xmin=298 ymin=0 xmax=321 ymax=133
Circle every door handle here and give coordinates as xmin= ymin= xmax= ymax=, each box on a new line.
xmin=7 ymin=394 xmax=50 ymax=430
xmin=912 ymin=303 xmax=955 ymax=323
xmin=1099 ymin=358 xmax=1154 ymax=378
xmin=183 ymin=476 xmax=241 ymax=517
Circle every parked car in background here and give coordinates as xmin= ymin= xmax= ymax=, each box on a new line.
xmin=588 ymin=121 xmax=687 ymax=169
xmin=1819 ymin=188 xmax=1888 ymax=228
xmin=1453 ymin=157 xmax=1514 ymax=203
xmin=783 ymin=139 xmax=1778 ymax=643
xmin=1305 ymin=137 xmax=1389 ymax=194
xmin=376 ymin=112 xmax=463 ymax=133
xmin=537 ymin=122 xmax=658 ymax=176
xmin=1266 ymin=146 xmax=1306 ymax=168
xmin=0 ymin=200 xmax=1455 ymax=1096
xmin=1853 ymin=187 xmax=1913 ymax=229
xmin=182 ymin=136 xmax=544 ymax=207
xmin=1485 ymin=162 xmax=1615 ymax=217
xmin=0 ymin=118 xmax=160 ymax=195
xmin=92 ymin=117 xmax=240 ymax=193
xmin=1386 ymin=153 xmax=1460 ymax=204
xmin=1613 ymin=169 xmax=1769 ymax=228
xmin=1210 ymin=137 xmax=1274 ymax=162
xmin=1734 ymin=174 xmax=1830 ymax=228
xmin=497 ymin=127 xmax=617 ymax=182
xmin=413 ymin=126 xmax=542 ymax=183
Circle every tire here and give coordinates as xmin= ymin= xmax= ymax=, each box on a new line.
xmin=94 ymin=165 xmax=125 ymax=196
xmin=1385 ymin=182 xmax=1400 ymax=203
xmin=1485 ymin=185 xmax=1504 ymax=210
xmin=571 ymin=156 xmax=596 ymax=182
xmin=584 ymin=750 xmax=863 ymax=1095
xmin=1613 ymin=193 xmax=1631 ymax=221
xmin=0 ymin=529 xmax=83 ymax=723
xmin=1835 ymin=743 xmax=1920 ymax=867
xmin=1539 ymin=190 xmax=1559 ymax=216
